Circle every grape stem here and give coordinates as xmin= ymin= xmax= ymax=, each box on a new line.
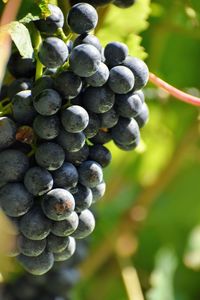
xmin=149 ymin=72 xmax=200 ymax=107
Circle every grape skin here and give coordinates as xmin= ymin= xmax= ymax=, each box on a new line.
xmin=0 ymin=117 xmax=16 ymax=150
xmin=33 ymin=115 xmax=60 ymax=140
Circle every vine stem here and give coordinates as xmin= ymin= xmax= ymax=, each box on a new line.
xmin=149 ymin=72 xmax=200 ymax=107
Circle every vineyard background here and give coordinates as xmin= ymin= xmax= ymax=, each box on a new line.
xmin=1 ymin=0 xmax=200 ymax=299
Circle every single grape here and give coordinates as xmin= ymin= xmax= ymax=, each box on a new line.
xmin=35 ymin=4 xmax=64 ymax=34
xmin=54 ymin=237 xmax=76 ymax=261
xmin=82 ymin=85 xmax=115 ymax=113
xmin=33 ymin=89 xmax=62 ymax=116
xmin=91 ymin=181 xmax=106 ymax=203
xmin=33 ymin=115 xmax=60 ymax=140
xmin=38 ymin=37 xmax=69 ymax=68
xmin=78 ymin=160 xmax=103 ymax=188
xmin=32 ymin=76 xmax=55 ymax=98
xmin=51 ymin=211 xmax=79 ymax=237
xmin=115 ymin=92 xmax=143 ymax=118
xmin=135 ymin=90 xmax=145 ymax=103
xmin=0 ymin=183 xmax=33 ymax=217
xmin=111 ymin=117 xmax=140 ymax=145
xmin=8 ymin=78 xmax=32 ymax=99
xmin=24 ymin=167 xmax=53 ymax=196
xmin=73 ymin=33 xmax=102 ymax=53
xmin=134 ymin=102 xmax=149 ymax=128
xmin=47 ymin=234 xmax=70 ymax=253
xmin=55 ymin=71 xmax=82 ymax=99
xmin=72 ymin=184 xmax=93 ymax=212
xmin=89 ymin=144 xmax=112 ymax=168
xmin=57 ymin=129 xmax=85 ymax=152
xmin=17 ymin=251 xmax=54 ymax=275
xmin=104 ymin=41 xmax=128 ymax=67
xmin=35 ymin=142 xmax=65 ymax=171
xmin=41 ymin=188 xmax=75 ymax=221
xmin=61 ymin=105 xmax=89 ymax=133
xmin=99 ymin=107 xmax=119 ymax=128
xmin=53 ymin=162 xmax=78 ymax=189
xmin=8 ymin=52 xmax=36 ymax=78
xmin=18 ymin=235 xmax=46 ymax=257
xmin=12 ymin=90 xmax=37 ymax=124
xmin=20 ymin=207 xmax=51 ymax=240
xmin=108 ymin=66 xmax=135 ymax=94
xmin=69 ymin=44 xmax=101 ymax=77
xmin=0 ymin=117 xmax=16 ymax=150
xmin=122 ymin=56 xmax=149 ymax=90
xmin=67 ymin=3 xmax=98 ymax=34
xmin=83 ymin=112 xmax=100 ymax=138
xmin=72 ymin=209 xmax=95 ymax=239
xmin=70 ymin=0 xmax=113 ymax=6
xmin=86 ymin=62 xmax=109 ymax=87
xmin=65 ymin=144 xmax=89 ymax=166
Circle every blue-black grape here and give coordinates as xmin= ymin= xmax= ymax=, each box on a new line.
xmin=18 ymin=235 xmax=46 ymax=257
xmin=83 ymin=112 xmax=100 ymax=138
xmin=8 ymin=78 xmax=32 ymax=99
xmin=114 ymin=136 xmax=140 ymax=151
xmin=108 ymin=66 xmax=135 ymax=94
xmin=61 ymin=105 xmax=89 ymax=133
xmin=51 ymin=211 xmax=79 ymax=237
xmin=99 ymin=107 xmax=119 ymax=128
xmin=135 ymin=90 xmax=145 ymax=103
xmin=134 ymin=102 xmax=149 ymax=128
xmin=65 ymin=144 xmax=89 ymax=166
xmin=17 ymin=251 xmax=54 ymax=275
xmin=78 ymin=160 xmax=103 ymax=188
xmin=73 ymin=33 xmax=102 ymax=53
xmin=86 ymin=62 xmax=109 ymax=87
xmin=82 ymin=85 xmax=115 ymax=113
xmin=122 ymin=56 xmax=149 ymax=90
xmin=35 ymin=142 xmax=65 ymax=171
xmin=32 ymin=76 xmax=55 ymax=98
xmin=38 ymin=37 xmax=69 ymax=68
xmin=57 ymin=129 xmax=85 ymax=152
xmin=41 ymin=188 xmax=75 ymax=221
xmin=8 ymin=52 xmax=36 ymax=78
xmin=33 ymin=115 xmax=60 ymax=140
xmin=20 ymin=207 xmax=51 ymax=240
xmin=89 ymin=144 xmax=111 ymax=168
xmin=47 ymin=234 xmax=70 ymax=253
xmin=0 ymin=149 xmax=29 ymax=182
xmin=54 ymin=237 xmax=76 ymax=261
xmin=0 ymin=183 xmax=33 ymax=217
xmin=12 ymin=90 xmax=37 ymax=124
xmin=53 ymin=162 xmax=78 ymax=189
xmin=33 ymin=89 xmax=62 ymax=116
xmin=0 ymin=117 xmax=16 ymax=149
xmin=90 ymin=129 xmax=112 ymax=144
xmin=24 ymin=166 xmax=53 ymax=196
xmin=91 ymin=181 xmax=106 ymax=203
xmin=69 ymin=44 xmax=101 ymax=77
xmin=72 ymin=209 xmax=95 ymax=239
xmin=115 ymin=92 xmax=143 ymax=118
xmin=72 ymin=184 xmax=93 ymax=212
xmin=111 ymin=117 xmax=140 ymax=145
xmin=67 ymin=3 xmax=98 ymax=34
xmin=104 ymin=41 xmax=128 ymax=67
xmin=35 ymin=4 xmax=64 ymax=34
xmin=55 ymin=71 xmax=82 ymax=99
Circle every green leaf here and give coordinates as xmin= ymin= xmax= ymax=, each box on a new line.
xmin=19 ymin=13 xmax=40 ymax=23
xmin=8 ymin=22 xmax=34 ymax=58
xmin=35 ymin=0 xmax=51 ymax=18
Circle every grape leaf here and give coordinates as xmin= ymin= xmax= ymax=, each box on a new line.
xmin=8 ymin=22 xmax=34 ymax=58
xmin=19 ymin=13 xmax=40 ymax=23
xmin=35 ymin=0 xmax=51 ymax=18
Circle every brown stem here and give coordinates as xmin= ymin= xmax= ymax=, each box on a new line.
xmin=149 ymin=72 xmax=200 ymax=107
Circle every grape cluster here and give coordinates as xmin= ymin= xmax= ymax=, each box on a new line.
xmin=0 ymin=240 xmax=88 ymax=300
xmin=0 ymin=2 xmax=149 ymax=276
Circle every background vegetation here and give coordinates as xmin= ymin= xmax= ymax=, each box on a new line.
xmin=1 ymin=1 xmax=200 ymax=299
